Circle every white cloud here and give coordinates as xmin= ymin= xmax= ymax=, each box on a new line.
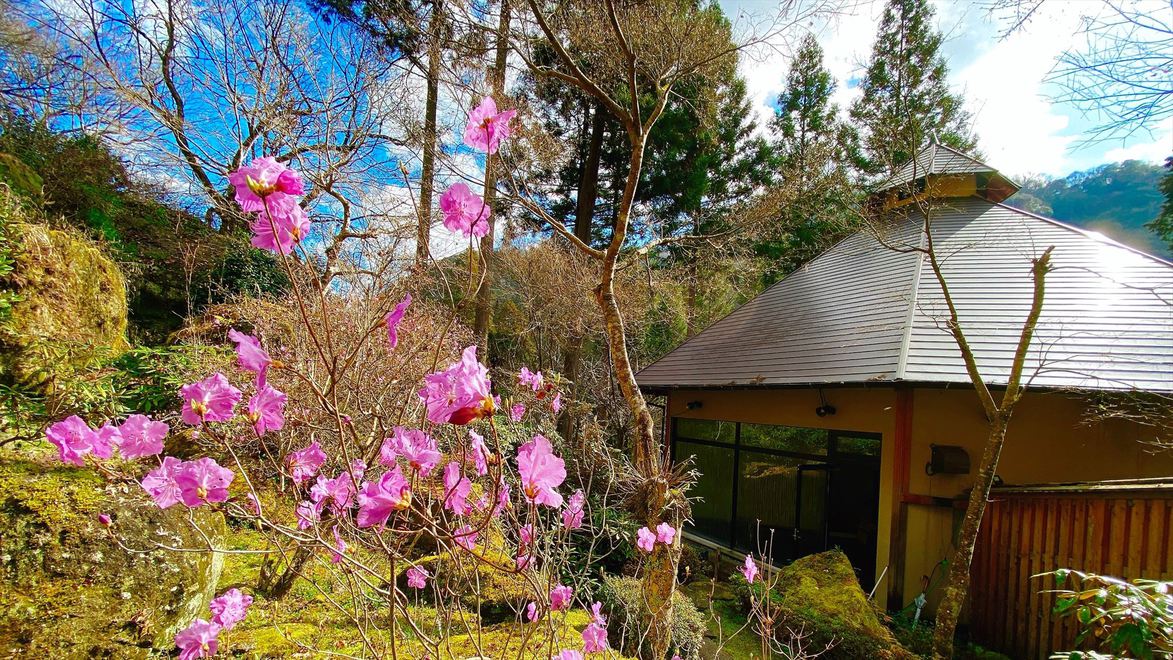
xmin=722 ymin=0 xmax=1172 ymax=178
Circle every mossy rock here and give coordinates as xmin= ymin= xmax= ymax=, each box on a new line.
xmin=599 ymin=574 xmax=707 ymax=660
xmin=0 ymin=153 xmax=43 ymax=202
xmin=739 ymin=549 xmax=914 ymax=659
xmin=0 ymin=447 xmax=227 ymax=655
xmin=0 ymin=221 xmax=129 ymax=391
xmin=411 ymin=530 xmax=538 ymax=622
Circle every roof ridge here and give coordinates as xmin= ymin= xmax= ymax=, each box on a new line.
xmin=992 ymin=200 xmax=1173 ymax=269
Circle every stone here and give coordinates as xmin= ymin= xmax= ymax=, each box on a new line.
xmin=0 ymin=448 xmax=226 ymax=655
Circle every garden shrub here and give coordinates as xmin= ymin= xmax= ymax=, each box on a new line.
xmin=599 ymin=574 xmax=706 ymax=660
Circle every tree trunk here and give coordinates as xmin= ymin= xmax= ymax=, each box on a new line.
xmin=557 ymin=101 xmax=605 ymax=439
xmin=931 ymin=414 xmax=1010 ymax=658
xmin=472 ymin=0 xmax=510 ymax=349
xmin=415 ymin=0 xmax=443 ymax=268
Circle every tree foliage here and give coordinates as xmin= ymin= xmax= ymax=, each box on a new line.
xmin=849 ymin=0 xmax=977 ymax=176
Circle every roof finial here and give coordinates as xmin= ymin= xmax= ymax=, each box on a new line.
xmin=929 ymin=130 xmax=940 ymax=146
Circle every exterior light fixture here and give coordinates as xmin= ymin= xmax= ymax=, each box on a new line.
xmin=686 ymin=401 xmax=703 ymax=410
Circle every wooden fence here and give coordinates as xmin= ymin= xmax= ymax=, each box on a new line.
xmin=969 ymin=480 xmax=1173 ymax=659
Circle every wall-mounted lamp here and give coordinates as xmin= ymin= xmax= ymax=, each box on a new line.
xmin=686 ymin=400 xmax=703 ymax=411
xmin=815 ymin=389 xmax=836 ymax=417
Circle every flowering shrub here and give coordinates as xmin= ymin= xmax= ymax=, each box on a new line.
xmin=36 ymin=99 xmax=679 ymax=658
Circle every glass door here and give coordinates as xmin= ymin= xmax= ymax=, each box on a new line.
xmin=794 ymin=463 xmax=830 ymax=558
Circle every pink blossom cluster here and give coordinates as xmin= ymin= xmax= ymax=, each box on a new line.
xmin=635 ymin=522 xmax=677 ymax=554
xmin=228 ymin=156 xmax=310 ymax=255
xmin=46 ymin=413 xmax=169 ymax=465
xmin=418 ymin=346 xmax=495 ymax=425
xmin=437 ymin=97 xmax=517 ymax=239
xmin=141 ymin=456 xmax=235 ymax=509
xmin=175 ymin=588 xmax=252 ymax=659
xmin=227 ymin=329 xmax=288 ymax=436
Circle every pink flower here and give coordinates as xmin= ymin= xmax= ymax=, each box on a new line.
xmin=555 ymin=651 xmax=583 ymax=660
xmin=549 ymin=584 xmax=573 ymax=611
xmin=180 ymin=373 xmax=242 ymax=425
xmin=509 ymin=403 xmax=525 ymax=422
xmin=227 ymin=329 xmax=271 ymax=381
xmin=384 ymin=294 xmax=411 ymax=349
xmin=176 ymin=457 xmax=235 ymax=507
xmin=175 ymin=621 xmax=220 ymax=659
xmin=741 ymin=554 xmax=759 ymax=584
xmin=245 ymin=492 xmax=261 ymax=515
xmin=399 ymin=428 xmax=441 ymax=476
xmin=296 ymin=500 xmax=320 ymax=530
xmin=356 ymin=466 xmax=412 ymax=528
xmin=468 ymin=430 xmax=490 ymax=476
xmin=209 ymin=588 xmax=252 ymax=630
xmin=228 ymin=156 xmax=304 ymax=212
xmin=175 ymin=618 xmax=220 ymax=660
xmin=464 ymin=96 xmax=517 ymax=155
xmin=406 ymin=565 xmax=429 ymax=589
xmin=115 ymin=414 xmax=168 ymax=459
xmin=518 ymin=367 xmax=544 ymax=392
xmin=247 ymin=383 xmax=286 ymax=436
xmin=310 ymin=472 xmax=356 ymax=514
xmin=418 ymin=346 xmax=494 ymax=425
xmin=590 ymin=601 xmax=607 ymax=626
xmin=331 ymin=526 xmax=348 ymax=563
xmin=287 ymin=441 xmax=327 ymax=485
xmin=656 ymin=522 xmax=676 ymax=546
xmin=493 ymin=477 xmax=511 ymax=517
xmin=516 ymin=434 xmax=565 ymax=508
xmin=97 ymin=513 xmax=112 ymax=527
xmin=551 ymin=392 xmax=562 ymax=414
xmin=142 ymin=456 xmax=184 ymax=508
xmin=582 ymin=622 xmax=609 ymax=653
xmin=562 ymin=489 xmax=585 ymax=530
xmin=95 ymin=423 xmax=121 ymax=458
xmin=453 ymin=524 xmax=478 ymax=551
xmin=45 ymin=415 xmax=108 ymax=466
xmin=439 ymin=182 xmax=489 ymax=238
xmin=442 ymin=462 xmax=473 ymax=516
xmin=526 ymin=601 xmax=540 ymax=622
xmin=250 ymin=194 xmax=310 ymax=255
xmin=516 ymin=552 xmax=532 ymax=571
xmin=636 ymin=526 xmax=656 ymax=553
xmin=519 ymin=523 xmax=534 ymax=548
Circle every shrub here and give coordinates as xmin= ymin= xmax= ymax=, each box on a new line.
xmin=1045 ymin=568 xmax=1173 ymax=659
xmin=599 ymin=574 xmax=706 ymax=660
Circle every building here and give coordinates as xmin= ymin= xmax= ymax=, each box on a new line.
xmin=635 ymin=142 xmax=1173 ymax=657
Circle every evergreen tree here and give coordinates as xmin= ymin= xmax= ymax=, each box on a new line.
xmin=1148 ymin=156 xmax=1173 ymax=251
xmin=849 ymin=0 xmax=977 ymax=176
xmin=757 ymin=34 xmax=856 ymax=284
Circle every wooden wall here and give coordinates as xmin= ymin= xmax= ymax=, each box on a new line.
xmin=969 ymin=485 xmax=1173 ymax=659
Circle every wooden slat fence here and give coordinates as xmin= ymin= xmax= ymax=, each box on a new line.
xmin=969 ymin=482 xmax=1173 ymax=660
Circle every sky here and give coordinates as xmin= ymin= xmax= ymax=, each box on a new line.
xmin=719 ymin=0 xmax=1173 ymax=179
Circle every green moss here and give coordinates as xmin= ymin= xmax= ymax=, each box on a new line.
xmin=0 ymin=446 xmax=227 ymax=655
xmin=0 ymin=220 xmax=129 ymax=391
xmin=735 ymin=550 xmax=913 ymax=659
xmin=0 ymin=153 xmax=43 ymax=201
xmin=600 ymin=574 xmax=707 ymax=660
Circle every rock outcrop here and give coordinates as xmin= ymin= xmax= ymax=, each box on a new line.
xmin=0 ymin=448 xmax=226 ymax=656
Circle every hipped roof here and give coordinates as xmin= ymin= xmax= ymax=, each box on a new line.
xmin=636 ymin=196 xmax=1173 ymax=393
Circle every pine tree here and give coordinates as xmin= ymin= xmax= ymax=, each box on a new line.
xmin=1148 ymin=156 xmax=1173 ymax=250
xmin=758 ymin=34 xmax=856 ymax=283
xmin=850 ymin=0 xmax=977 ymax=176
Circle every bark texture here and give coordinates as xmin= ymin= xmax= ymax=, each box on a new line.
xmin=415 ymin=0 xmax=443 ymax=268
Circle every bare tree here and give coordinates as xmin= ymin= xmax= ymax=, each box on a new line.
xmin=989 ymin=0 xmax=1172 ymax=142
xmin=14 ymin=0 xmax=413 ymax=282
xmin=507 ymin=1 xmax=833 ymax=655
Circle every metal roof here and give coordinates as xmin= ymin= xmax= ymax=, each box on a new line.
xmin=881 ymin=141 xmax=1007 ymax=190
xmin=636 ymin=196 xmax=1173 ymax=393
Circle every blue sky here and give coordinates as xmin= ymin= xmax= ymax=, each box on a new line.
xmin=718 ymin=0 xmax=1172 ymax=178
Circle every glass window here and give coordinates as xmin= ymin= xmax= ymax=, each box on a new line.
xmin=835 ymin=434 xmax=881 ymax=457
xmin=674 ymin=418 xmax=735 ymax=444
xmin=675 ymin=440 xmax=734 ymax=544
xmin=740 ymin=423 xmax=828 ymax=455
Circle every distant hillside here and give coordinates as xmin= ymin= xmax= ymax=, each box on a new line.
xmin=1005 ymin=160 xmax=1169 ymax=258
